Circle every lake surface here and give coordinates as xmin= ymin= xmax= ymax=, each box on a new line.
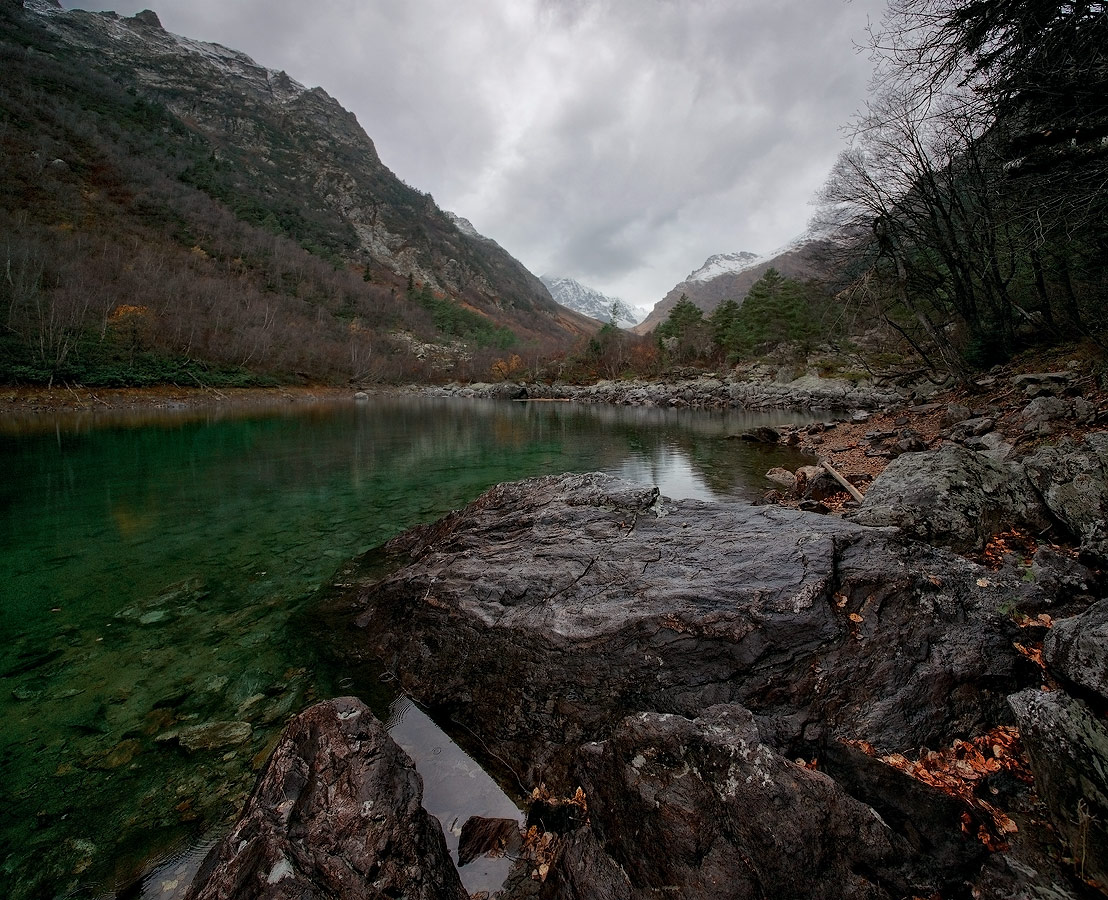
xmin=0 ymin=394 xmax=818 ymax=898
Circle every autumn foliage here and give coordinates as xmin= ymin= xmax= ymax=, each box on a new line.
xmin=845 ymin=727 xmax=1031 ymax=851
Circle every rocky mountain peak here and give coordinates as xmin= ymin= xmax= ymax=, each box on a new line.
xmin=540 ymin=275 xmax=646 ymax=328
xmin=633 ymin=236 xmax=825 ymax=334
xmin=686 ymin=250 xmax=762 ymax=283
xmin=132 ymin=9 xmax=162 ymax=29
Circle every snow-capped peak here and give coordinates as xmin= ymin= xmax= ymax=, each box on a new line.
xmin=541 ymin=275 xmax=647 ymax=327
xmin=685 ymin=251 xmax=761 ymax=283
xmin=684 ymin=235 xmax=814 ymax=285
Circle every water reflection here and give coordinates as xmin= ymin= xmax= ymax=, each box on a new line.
xmin=0 ymin=395 xmax=819 ymax=899
xmin=386 ymin=697 xmax=523 ymax=896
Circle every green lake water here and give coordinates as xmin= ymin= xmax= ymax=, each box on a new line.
xmin=0 ymin=395 xmax=818 ymax=899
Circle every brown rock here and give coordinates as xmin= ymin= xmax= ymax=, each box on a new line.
xmin=185 ymin=697 xmax=466 ymax=900
xmin=764 ymin=467 xmax=797 ymax=491
xmin=457 ymin=816 xmax=521 ymax=867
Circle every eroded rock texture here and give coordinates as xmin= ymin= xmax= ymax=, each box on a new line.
xmin=331 ymin=473 xmax=1034 ymax=789
xmin=1045 ymin=598 xmax=1108 ymax=703
xmin=305 ymin=472 xmax=1104 ymax=899
xmin=851 ymin=445 xmax=1049 ymax=552
xmin=1009 ymin=689 xmax=1108 ymax=889
xmin=1024 ymin=433 xmax=1108 ymax=564
xmin=185 ymin=697 xmax=466 ymax=900
xmin=543 ymin=704 xmax=983 ymax=900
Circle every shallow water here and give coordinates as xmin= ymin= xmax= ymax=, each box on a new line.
xmin=0 ymin=395 xmax=818 ymax=898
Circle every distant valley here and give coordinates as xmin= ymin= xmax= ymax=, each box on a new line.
xmin=540 ymin=275 xmax=648 ymax=329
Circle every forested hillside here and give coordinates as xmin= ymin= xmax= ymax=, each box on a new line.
xmin=0 ymin=2 xmax=596 ymax=387
xmin=816 ymin=0 xmax=1107 ymax=377
xmin=624 ymin=1 xmax=1106 ymax=386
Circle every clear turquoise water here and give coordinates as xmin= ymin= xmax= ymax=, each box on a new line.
xmin=0 ymin=395 xmax=816 ymax=898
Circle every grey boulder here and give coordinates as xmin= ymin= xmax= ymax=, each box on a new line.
xmin=850 ymin=445 xmax=1049 ymax=552
xmin=1023 ymin=432 xmax=1108 ymax=563
xmin=332 ymin=473 xmax=1033 ymax=790
xmin=1008 ymin=689 xmax=1108 ymax=888
xmin=1044 ymin=599 xmax=1108 ymax=703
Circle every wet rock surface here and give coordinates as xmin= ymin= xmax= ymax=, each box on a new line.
xmin=458 ymin=816 xmax=522 ymax=867
xmin=306 ymin=472 xmax=1108 ymax=897
xmin=546 ymin=704 xmax=983 ymax=900
xmin=332 ymin=473 xmax=1032 ymax=791
xmin=185 ymin=697 xmax=467 ymax=900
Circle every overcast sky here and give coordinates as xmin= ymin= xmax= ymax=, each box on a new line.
xmin=66 ymin=0 xmax=886 ymax=311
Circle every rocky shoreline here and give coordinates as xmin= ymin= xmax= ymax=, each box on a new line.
xmin=427 ymin=370 xmax=904 ymax=411
xmin=8 ymin=364 xmax=1108 ymax=898
xmin=190 ymin=444 xmax=1106 ymax=898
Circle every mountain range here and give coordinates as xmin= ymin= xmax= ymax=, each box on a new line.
xmin=540 ymin=276 xmax=648 ymax=329
xmin=634 ymin=237 xmax=827 ymax=334
xmin=1 ymin=1 xmax=599 ymax=384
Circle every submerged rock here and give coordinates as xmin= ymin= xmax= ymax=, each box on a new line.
xmin=176 ymin=721 xmax=252 ymax=753
xmin=185 ymin=697 xmax=466 ymax=900
xmin=457 ymin=816 xmax=521 ymax=867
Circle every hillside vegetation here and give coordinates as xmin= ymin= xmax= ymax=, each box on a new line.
xmin=2 ymin=1 xmax=1104 ymax=391
xmin=609 ymin=2 xmax=1108 ymax=385
xmin=0 ymin=4 xmax=594 ymax=388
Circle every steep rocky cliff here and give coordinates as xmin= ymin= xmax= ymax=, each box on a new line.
xmin=8 ymin=1 xmax=596 ymax=357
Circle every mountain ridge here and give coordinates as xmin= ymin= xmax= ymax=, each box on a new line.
xmin=634 ymin=236 xmax=826 ymax=334
xmin=8 ymin=1 xmax=598 ymax=372
xmin=540 ymin=275 xmax=647 ymax=328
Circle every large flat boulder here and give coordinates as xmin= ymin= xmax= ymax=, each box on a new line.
xmin=185 ymin=697 xmax=466 ymax=900
xmin=332 ymin=473 xmax=1034 ymax=789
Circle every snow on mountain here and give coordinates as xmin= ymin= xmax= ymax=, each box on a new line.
xmin=685 ymin=251 xmax=761 ymax=283
xmin=444 ymin=211 xmax=485 ymax=241
xmin=684 ymin=236 xmax=813 ymax=285
xmin=541 ymin=275 xmax=647 ymax=328
xmin=634 ymin=234 xmax=823 ymax=334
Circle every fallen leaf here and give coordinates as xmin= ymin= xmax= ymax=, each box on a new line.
xmin=846 ymin=725 xmax=1029 ymax=852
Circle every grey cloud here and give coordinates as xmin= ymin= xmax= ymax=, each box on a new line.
xmin=67 ymin=0 xmax=886 ymax=310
